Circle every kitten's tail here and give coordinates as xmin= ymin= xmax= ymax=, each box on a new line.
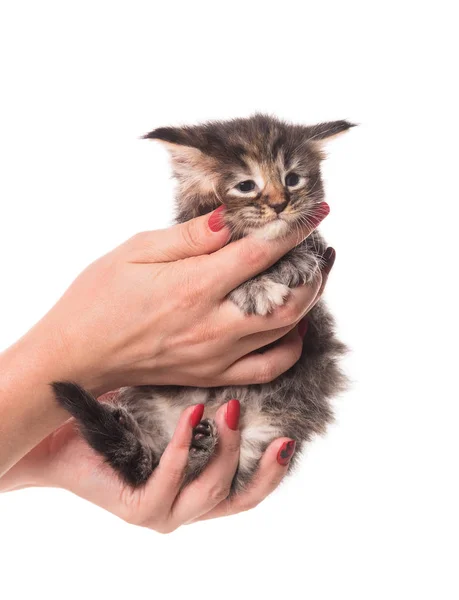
xmin=52 ymin=381 xmax=155 ymax=486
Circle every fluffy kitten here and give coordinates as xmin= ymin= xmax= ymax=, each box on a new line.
xmin=52 ymin=115 xmax=353 ymax=492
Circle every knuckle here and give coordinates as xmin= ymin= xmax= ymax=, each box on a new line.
xmin=277 ymin=292 xmax=306 ymax=325
xmin=159 ymin=453 xmax=187 ymax=484
xmin=278 ymin=302 xmax=302 ymax=325
xmin=182 ymin=271 xmax=208 ymax=307
xmin=180 ymin=220 xmax=203 ymax=252
xmin=196 ymin=360 xmax=220 ymax=381
xmin=283 ymin=341 xmax=302 ymax=370
xmin=241 ymin=242 xmax=266 ymax=270
xmin=256 ymin=360 xmax=278 ymax=384
xmin=123 ymin=231 xmax=148 ymax=256
xmin=118 ymin=489 xmax=144 ymax=523
xmin=224 ymin=440 xmax=241 ymax=456
xmin=270 ymin=476 xmax=283 ymax=489
xmin=291 ymin=340 xmax=303 ymax=362
xmin=237 ymin=496 xmax=261 ymax=513
xmin=120 ymin=510 xmax=141 ymax=526
xmin=155 ymin=523 xmax=177 ymax=535
xmin=120 ymin=503 xmax=155 ymax=528
xmin=206 ymin=482 xmax=231 ymax=504
xmin=165 ymin=464 xmax=186 ymax=487
xmin=128 ymin=230 xmax=148 ymax=245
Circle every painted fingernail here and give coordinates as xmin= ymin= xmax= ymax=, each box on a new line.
xmin=208 ymin=205 xmax=226 ymax=232
xmin=322 ymin=247 xmax=336 ymax=275
xmin=309 ymin=202 xmax=330 ymax=228
xmin=190 ymin=404 xmax=205 ymax=428
xmin=226 ymin=399 xmax=240 ymax=431
xmin=298 ymin=318 xmax=309 ymax=339
xmin=277 ymin=440 xmax=296 ymax=465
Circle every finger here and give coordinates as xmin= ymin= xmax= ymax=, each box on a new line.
xmin=317 ymin=246 xmax=336 ymax=300
xmin=219 ymin=326 xmax=304 ymax=386
xmin=220 ymin=274 xmax=322 ymax=338
xmin=191 ymin=437 xmax=296 ymax=522
xmin=170 ymin=400 xmax=241 ymax=525
xmin=208 ymin=202 xmax=329 ymax=296
xmin=140 ymin=404 xmax=204 ymax=521
xmin=235 ymin=323 xmax=297 ymax=357
xmin=125 ymin=207 xmax=230 ymax=263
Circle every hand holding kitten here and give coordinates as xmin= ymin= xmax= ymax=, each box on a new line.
xmin=0 ymin=400 xmax=297 ymax=532
xmin=0 ymin=205 xmax=328 ymax=528
xmin=0 ymin=205 xmax=326 ymax=477
xmin=36 ymin=205 xmax=328 ymax=396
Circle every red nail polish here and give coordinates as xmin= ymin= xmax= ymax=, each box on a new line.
xmin=298 ymin=318 xmax=309 ymax=339
xmin=190 ymin=404 xmax=205 ymax=428
xmin=226 ymin=399 xmax=240 ymax=431
xmin=277 ymin=440 xmax=296 ymax=465
xmin=322 ymin=247 xmax=336 ymax=275
xmin=208 ymin=205 xmax=226 ymax=232
xmin=309 ymin=202 xmax=330 ymax=228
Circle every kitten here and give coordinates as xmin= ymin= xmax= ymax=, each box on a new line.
xmin=52 ymin=114 xmax=353 ymax=492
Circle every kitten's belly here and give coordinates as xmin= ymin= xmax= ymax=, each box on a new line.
xmin=125 ymin=386 xmax=282 ymax=473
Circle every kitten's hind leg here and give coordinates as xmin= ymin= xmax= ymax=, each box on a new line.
xmin=183 ymin=418 xmax=218 ymax=487
xmin=52 ymin=382 xmax=158 ymax=487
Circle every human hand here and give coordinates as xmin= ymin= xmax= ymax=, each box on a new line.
xmin=0 ymin=202 xmax=330 ymax=476
xmin=0 ymin=401 xmax=298 ymax=532
xmin=28 ymin=204 xmax=329 ymax=396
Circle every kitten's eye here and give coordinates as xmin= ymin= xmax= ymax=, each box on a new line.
xmin=236 ymin=180 xmax=256 ymax=193
xmin=285 ymin=173 xmax=300 ymax=187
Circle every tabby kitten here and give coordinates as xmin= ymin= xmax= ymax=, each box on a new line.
xmin=53 ymin=115 xmax=353 ymax=492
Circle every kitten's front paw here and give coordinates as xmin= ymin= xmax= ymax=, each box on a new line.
xmin=229 ymin=278 xmax=291 ymax=316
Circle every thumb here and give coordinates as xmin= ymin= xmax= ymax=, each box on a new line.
xmin=127 ymin=206 xmax=230 ymax=262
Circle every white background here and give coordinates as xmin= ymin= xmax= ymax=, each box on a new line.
xmin=1 ymin=2 xmax=458 ymax=599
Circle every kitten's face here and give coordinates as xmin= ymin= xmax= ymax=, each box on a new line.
xmin=145 ymin=115 xmax=354 ymax=239
xmin=214 ymin=135 xmax=323 ymax=240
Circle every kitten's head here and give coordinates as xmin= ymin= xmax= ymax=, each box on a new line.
xmin=145 ymin=114 xmax=354 ymax=239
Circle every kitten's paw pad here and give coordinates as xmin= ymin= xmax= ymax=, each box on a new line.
xmin=191 ymin=418 xmax=217 ymax=452
xmin=194 ymin=419 xmax=212 ymax=439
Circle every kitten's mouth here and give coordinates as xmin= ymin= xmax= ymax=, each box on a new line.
xmin=225 ymin=206 xmax=303 ymax=240
xmin=250 ymin=217 xmax=291 ymax=240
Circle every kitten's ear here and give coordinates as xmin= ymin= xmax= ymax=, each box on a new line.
xmin=143 ymin=127 xmax=216 ymax=184
xmin=143 ymin=126 xmax=197 ymax=147
xmin=306 ymin=120 xmax=356 ymax=151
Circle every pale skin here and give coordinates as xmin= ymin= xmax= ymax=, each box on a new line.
xmin=0 ymin=205 xmax=330 ymax=532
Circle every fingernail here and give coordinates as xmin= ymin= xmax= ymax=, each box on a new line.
xmin=310 ymin=202 xmax=330 ymax=228
xmin=298 ymin=318 xmax=309 ymax=339
xmin=190 ymin=404 xmax=205 ymax=428
xmin=225 ymin=399 xmax=240 ymax=431
xmin=208 ymin=205 xmax=226 ymax=232
xmin=277 ymin=440 xmax=296 ymax=466
xmin=322 ymin=246 xmax=336 ymax=275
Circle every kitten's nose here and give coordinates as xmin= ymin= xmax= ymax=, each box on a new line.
xmin=269 ymin=198 xmax=289 ymax=214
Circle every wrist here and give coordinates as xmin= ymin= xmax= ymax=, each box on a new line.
xmin=0 ymin=322 xmax=83 ymax=477
xmin=2 ymin=320 xmax=76 ymax=393
xmin=13 ymin=315 xmax=108 ymax=397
